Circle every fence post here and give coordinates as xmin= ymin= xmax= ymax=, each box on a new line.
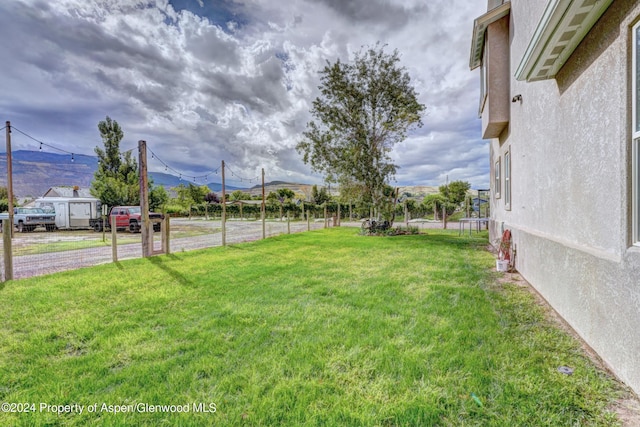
xmin=3 ymin=219 xmax=12 ymax=281
xmin=162 ymin=215 xmax=170 ymax=254
xmin=6 ymin=122 xmax=14 ymax=244
xmin=405 ymin=201 xmax=409 ymax=228
xmin=324 ymin=205 xmax=328 ymax=228
xmin=138 ymin=140 xmax=151 ymax=257
xmin=287 ymin=212 xmax=290 ymax=234
xmin=261 ymin=168 xmax=266 ymax=240
xmin=442 ymin=204 xmax=447 ymax=230
xmin=4 ymin=120 xmax=15 ymax=280
xmin=221 ymin=160 xmax=226 ymax=246
xmin=307 ymin=209 xmax=310 ymax=231
xmin=111 ymin=215 xmax=118 ymax=262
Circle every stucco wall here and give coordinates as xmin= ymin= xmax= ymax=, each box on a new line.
xmin=482 ymin=16 xmax=510 ymax=139
xmin=488 ymin=1 xmax=640 ymax=394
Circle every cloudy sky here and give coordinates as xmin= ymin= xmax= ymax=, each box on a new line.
xmin=0 ymin=0 xmax=488 ymax=188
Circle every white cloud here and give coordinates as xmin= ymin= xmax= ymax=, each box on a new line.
xmin=0 ymin=0 xmax=488 ymax=189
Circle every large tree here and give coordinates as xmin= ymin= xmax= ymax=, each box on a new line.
xmin=173 ymin=183 xmax=210 ymax=210
xmin=437 ymin=180 xmax=471 ymax=216
xmin=90 ymin=116 xmax=165 ymax=210
xmin=297 ymin=44 xmax=425 ymax=219
xmin=311 ymin=185 xmax=331 ymax=205
xmin=440 ymin=180 xmax=471 ymax=207
xmin=91 ymin=116 xmax=138 ymax=207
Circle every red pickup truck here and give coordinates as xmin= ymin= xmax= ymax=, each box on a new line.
xmin=109 ymin=206 xmax=163 ymax=233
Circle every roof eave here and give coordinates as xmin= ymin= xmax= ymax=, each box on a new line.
xmin=469 ymin=2 xmax=511 ymax=70
xmin=515 ymin=0 xmax=613 ymax=82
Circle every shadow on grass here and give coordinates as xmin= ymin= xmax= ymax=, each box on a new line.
xmin=147 ymin=254 xmax=195 ymax=287
xmin=356 ymin=230 xmax=488 ymax=250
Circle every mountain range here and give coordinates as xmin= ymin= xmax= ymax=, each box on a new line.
xmin=0 ymin=150 xmax=247 ymax=198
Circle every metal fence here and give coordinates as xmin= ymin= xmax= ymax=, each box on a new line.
xmin=0 ymin=215 xmax=331 ymax=281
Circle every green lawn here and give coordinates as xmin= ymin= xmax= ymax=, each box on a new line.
xmin=0 ymin=228 xmax=627 ymax=426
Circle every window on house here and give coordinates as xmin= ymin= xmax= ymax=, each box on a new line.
xmin=494 ymin=158 xmax=501 ymax=199
xmin=505 ymin=150 xmax=511 ymax=210
xmin=634 ymin=21 xmax=640 ymax=245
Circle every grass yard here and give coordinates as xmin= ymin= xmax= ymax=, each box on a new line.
xmin=0 ymin=228 xmax=629 ymax=426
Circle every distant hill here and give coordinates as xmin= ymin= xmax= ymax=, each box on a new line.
xmin=246 ymin=181 xmax=318 ymax=199
xmin=0 ymin=150 xmax=440 ymax=201
xmin=0 ymin=150 xmax=244 ymax=197
xmin=149 ymin=171 xmax=244 ymax=193
xmin=398 ymin=186 xmax=440 ymax=198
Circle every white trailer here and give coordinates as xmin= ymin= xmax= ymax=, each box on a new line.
xmin=34 ymin=197 xmax=102 ymax=230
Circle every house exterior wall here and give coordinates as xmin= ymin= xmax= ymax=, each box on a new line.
xmin=488 ymin=1 xmax=640 ymax=394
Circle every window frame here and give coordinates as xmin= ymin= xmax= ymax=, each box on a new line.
xmin=633 ymin=21 xmax=640 ymax=245
xmin=494 ymin=157 xmax=501 ymax=199
xmin=505 ymin=149 xmax=511 ymax=210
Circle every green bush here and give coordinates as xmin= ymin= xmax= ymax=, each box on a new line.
xmin=164 ymin=204 xmax=189 ymax=216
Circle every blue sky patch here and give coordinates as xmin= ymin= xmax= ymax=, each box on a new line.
xmin=169 ymin=0 xmax=248 ymax=30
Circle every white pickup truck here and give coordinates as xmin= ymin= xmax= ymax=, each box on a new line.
xmin=0 ymin=207 xmax=57 ymax=232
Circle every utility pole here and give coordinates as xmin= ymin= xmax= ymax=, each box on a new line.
xmin=221 ymin=160 xmax=226 ymax=246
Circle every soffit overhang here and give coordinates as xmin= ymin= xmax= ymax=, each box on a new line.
xmin=469 ymin=2 xmax=511 ymax=70
xmin=515 ymin=0 xmax=613 ymax=82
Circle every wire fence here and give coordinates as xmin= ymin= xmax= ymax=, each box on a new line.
xmin=0 ymin=122 xmax=476 ymax=281
xmin=0 ymin=122 xmax=340 ymax=281
xmin=0 ymin=215 xmax=335 ymax=281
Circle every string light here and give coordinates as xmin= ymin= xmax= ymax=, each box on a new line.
xmin=147 ymin=147 xmax=222 ymax=184
xmin=12 ymin=125 xmax=89 ymax=158
xmin=10 ymin=125 xmax=262 ymax=186
xmin=225 ymin=165 xmax=259 ymax=184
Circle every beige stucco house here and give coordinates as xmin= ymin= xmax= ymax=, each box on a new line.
xmin=470 ymin=0 xmax=640 ymax=395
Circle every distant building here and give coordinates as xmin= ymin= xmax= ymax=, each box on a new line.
xmin=470 ymin=0 xmax=640 ymax=395
xmin=42 ymin=186 xmax=93 ymax=198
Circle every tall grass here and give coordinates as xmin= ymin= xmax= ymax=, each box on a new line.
xmin=0 ymin=228 xmax=625 ymax=426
